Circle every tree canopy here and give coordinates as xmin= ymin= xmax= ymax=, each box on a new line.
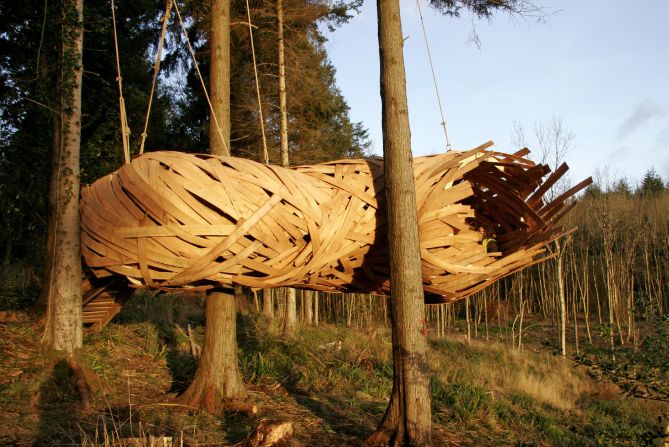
xmin=0 ymin=0 xmax=370 ymax=267
xmin=427 ymin=0 xmax=541 ymax=18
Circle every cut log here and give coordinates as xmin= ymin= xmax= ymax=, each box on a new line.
xmin=245 ymin=420 xmax=293 ymax=447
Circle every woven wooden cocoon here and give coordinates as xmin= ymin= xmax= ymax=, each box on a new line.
xmin=80 ymin=141 xmax=590 ymax=303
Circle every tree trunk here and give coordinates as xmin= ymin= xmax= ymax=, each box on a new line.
xmin=209 ymin=0 xmax=230 ymax=156
xmin=178 ymin=291 xmax=246 ymax=412
xmin=366 ymin=1 xmax=432 ymax=444
xmin=179 ymin=0 xmax=248 ymax=412
xmin=465 ymin=297 xmax=472 ymax=344
xmin=483 ymin=293 xmax=489 ymax=341
xmin=283 ymin=288 xmax=297 ymax=337
xmin=262 ymin=288 xmax=274 ymax=321
xmin=42 ymin=0 xmax=84 ymax=356
xmin=518 ymin=272 xmax=525 ymax=350
xmin=36 ymin=103 xmax=63 ymax=314
xmin=277 ymin=0 xmax=297 ymax=338
xmin=556 ymin=241 xmax=567 ymax=356
xmin=277 ymin=0 xmax=288 ymax=168
xmin=304 ymin=290 xmax=313 ymax=325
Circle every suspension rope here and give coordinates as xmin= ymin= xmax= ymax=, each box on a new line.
xmin=416 ymin=0 xmax=452 ymax=151
xmin=139 ymin=0 xmax=173 ymax=156
xmin=245 ymin=0 xmax=270 ymax=164
xmin=110 ymin=0 xmax=131 ymax=164
xmin=172 ymin=1 xmax=229 ymax=155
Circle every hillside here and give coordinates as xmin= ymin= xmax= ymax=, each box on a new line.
xmin=1 ymin=292 xmax=667 ymax=446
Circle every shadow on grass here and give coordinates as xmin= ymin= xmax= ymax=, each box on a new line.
xmin=115 ymin=291 xmax=205 ymax=394
xmin=165 ymin=349 xmax=196 ymax=394
xmin=293 ymin=393 xmax=381 ymax=441
xmin=221 ymin=411 xmax=256 ymax=444
xmin=35 ymin=360 xmax=85 ymax=446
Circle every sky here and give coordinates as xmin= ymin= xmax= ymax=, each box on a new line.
xmin=323 ymin=0 xmax=669 ymax=187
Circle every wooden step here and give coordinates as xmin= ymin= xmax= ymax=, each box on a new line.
xmin=81 ymin=277 xmax=133 ymax=332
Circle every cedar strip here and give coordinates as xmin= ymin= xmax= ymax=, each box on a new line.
xmin=526 ymin=163 xmax=569 ymax=208
xmin=164 ymin=194 xmax=282 ymax=285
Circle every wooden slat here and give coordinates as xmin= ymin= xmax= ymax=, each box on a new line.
xmin=81 ymin=144 xmax=585 ymax=303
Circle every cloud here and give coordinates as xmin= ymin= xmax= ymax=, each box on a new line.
xmin=617 ymin=99 xmax=668 ymax=138
xmin=609 ymin=146 xmax=630 ymax=158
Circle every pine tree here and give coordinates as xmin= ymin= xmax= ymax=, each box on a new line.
xmin=638 ymin=168 xmax=665 ymax=196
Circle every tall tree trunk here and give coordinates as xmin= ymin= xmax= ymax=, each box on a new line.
xmin=36 ymin=108 xmax=62 ymax=314
xmin=556 ymin=240 xmax=567 ymax=356
xmin=43 ymin=0 xmax=84 ymax=356
xmin=304 ymin=290 xmax=313 ymax=325
xmin=483 ymin=292 xmax=489 ymax=341
xmin=262 ymin=288 xmax=274 ymax=321
xmin=277 ymin=0 xmax=288 ymax=169
xmin=179 ymin=291 xmax=246 ymax=412
xmin=518 ymin=272 xmax=525 ymax=350
xmin=277 ymin=0 xmax=297 ymax=337
xmin=283 ymin=288 xmax=297 ymax=336
xmin=367 ymin=1 xmax=432 ymax=445
xmin=209 ymin=0 xmax=230 ymax=156
xmin=465 ymin=297 xmax=472 ymax=344
xmin=179 ymin=0 xmax=247 ymax=411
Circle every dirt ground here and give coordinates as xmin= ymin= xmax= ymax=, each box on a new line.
xmin=0 ymin=318 xmax=456 ymax=446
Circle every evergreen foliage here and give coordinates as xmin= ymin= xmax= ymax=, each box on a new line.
xmin=427 ymin=0 xmax=541 ymax=18
xmin=612 ymin=178 xmax=632 ymax=197
xmin=637 ymin=168 xmax=665 ymax=196
xmin=0 ymin=0 xmax=369 ymax=267
xmin=164 ymin=0 xmax=370 ymax=163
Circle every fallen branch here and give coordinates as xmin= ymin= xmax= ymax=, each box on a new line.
xmin=222 ymin=399 xmax=258 ymax=415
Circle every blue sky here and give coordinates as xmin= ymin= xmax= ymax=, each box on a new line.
xmin=324 ymin=0 xmax=669 ymax=187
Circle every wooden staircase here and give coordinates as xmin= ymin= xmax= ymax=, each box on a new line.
xmin=82 ymin=277 xmax=132 ymax=332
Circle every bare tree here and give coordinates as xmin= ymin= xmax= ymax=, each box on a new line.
xmin=513 ymin=116 xmax=574 ymax=356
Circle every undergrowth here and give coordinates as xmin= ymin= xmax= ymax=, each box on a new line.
xmin=578 ymin=317 xmax=669 ymax=402
xmin=1 ymin=294 xmax=667 ymax=446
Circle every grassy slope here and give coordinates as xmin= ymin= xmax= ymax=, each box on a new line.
xmin=0 ymin=293 xmax=667 ymax=446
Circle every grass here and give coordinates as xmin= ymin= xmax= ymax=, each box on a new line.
xmin=0 ymin=293 xmax=667 ymax=446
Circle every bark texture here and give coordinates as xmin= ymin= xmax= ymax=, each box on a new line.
xmin=367 ymin=0 xmax=432 ymax=444
xmin=277 ymin=0 xmax=297 ymax=337
xmin=178 ymin=292 xmax=247 ymax=412
xmin=262 ymin=288 xmax=274 ymax=320
xmin=43 ymin=0 xmax=84 ymax=355
xmin=283 ymin=288 xmax=297 ymax=337
xmin=210 ymin=0 xmax=230 ymax=156
xmin=277 ymin=0 xmax=288 ymax=168
xmin=303 ymin=290 xmax=313 ymax=325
